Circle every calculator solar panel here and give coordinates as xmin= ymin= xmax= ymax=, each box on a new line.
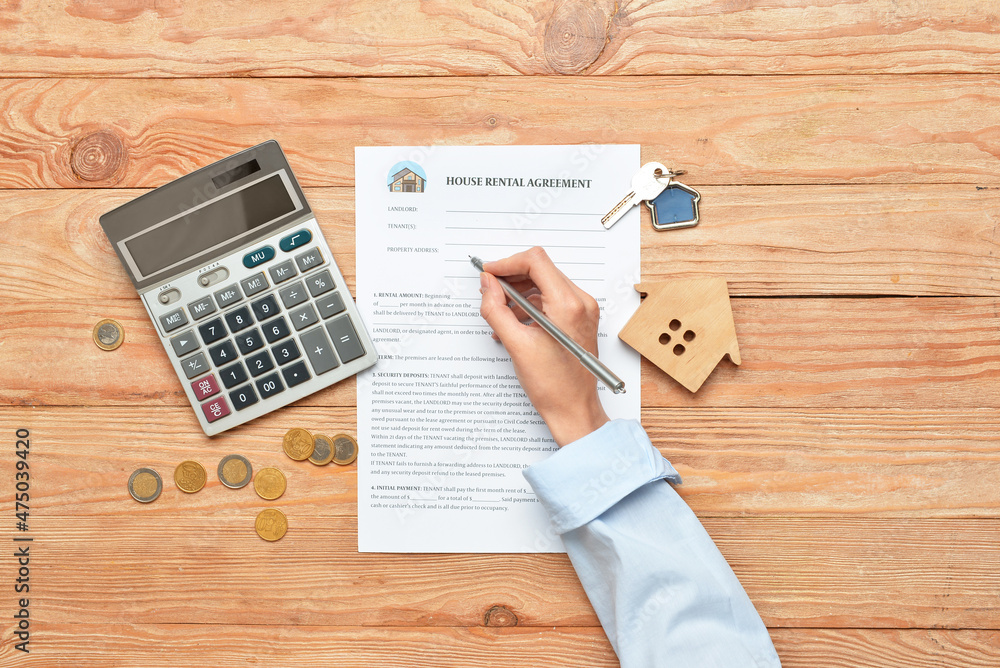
xmin=100 ymin=141 xmax=377 ymax=436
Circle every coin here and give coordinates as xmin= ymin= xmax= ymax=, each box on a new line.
xmin=217 ymin=454 xmax=253 ymax=489
xmin=128 ymin=468 xmax=162 ymax=503
xmin=255 ymin=508 xmax=288 ymax=542
xmin=309 ymin=433 xmax=334 ymax=466
xmin=93 ymin=318 xmax=124 ymax=351
xmin=332 ymin=433 xmax=359 ymax=466
xmin=174 ymin=460 xmax=207 ymax=493
xmin=282 ymin=428 xmax=314 ymax=461
xmin=254 ymin=467 xmax=287 ymax=500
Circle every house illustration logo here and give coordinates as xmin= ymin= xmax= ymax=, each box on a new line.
xmin=387 ymin=161 xmax=426 ymax=193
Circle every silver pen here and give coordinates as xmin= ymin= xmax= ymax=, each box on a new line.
xmin=470 ymin=256 xmax=626 ymax=394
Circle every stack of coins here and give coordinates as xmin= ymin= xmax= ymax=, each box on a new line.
xmin=282 ymin=428 xmax=359 ymax=467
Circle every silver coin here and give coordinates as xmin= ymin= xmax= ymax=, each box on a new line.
xmin=93 ymin=318 xmax=124 ymax=351
xmin=217 ymin=454 xmax=253 ymax=489
xmin=128 ymin=468 xmax=162 ymax=503
xmin=308 ymin=433 xmax=334 ymax=465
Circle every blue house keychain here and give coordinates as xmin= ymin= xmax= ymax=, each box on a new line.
xmin=645 ymin=170 xmax=700 ymax=231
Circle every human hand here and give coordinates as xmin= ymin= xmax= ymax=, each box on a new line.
xmin=478 ymin=247 xmax=609 ymax=446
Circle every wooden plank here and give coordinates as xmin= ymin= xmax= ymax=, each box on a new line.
xmin=3 ymin=0 xmax=1000 ymax=77
xmin=4 ymin=186 xmax=1000 ymax=302
xmin=3 ymin=406 xmax=1000 ymax=518
xmin=0 ymin=626 xmax=997 ymax=668
xmin=0 ymin=514 xmax=996 ymax=628
xmin=0 ymin=626 xmax=620 ymax=667
xmin=2 ymin=296 xmax=997 ymax=409
xmin=3 ymin=76 xmax=1000 ymax=188
xmin=770 ymin=629 xmax=1000 ymax=668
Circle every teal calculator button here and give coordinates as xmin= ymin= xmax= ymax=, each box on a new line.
xmin=279 ymin=229 xmax=312 ymax=252
xmin=243 ymin=245 xmax=275 ymax=268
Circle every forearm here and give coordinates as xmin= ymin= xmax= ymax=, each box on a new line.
xmin=523 ymin=420 xmax=780 ymax=668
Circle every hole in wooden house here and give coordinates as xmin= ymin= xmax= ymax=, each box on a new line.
xmin=669 ymin=319 xmax=681 ymax=331
xmin=659 ymin=333 xmax=671 ymax=345
xmin=673 ymin=344 xmax=685 ymax=356
xmin=684 ymin=330 xmax=695 ymax=342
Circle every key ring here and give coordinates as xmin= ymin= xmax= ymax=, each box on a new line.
xmin=652 ymin=168 xmax=686 ymax=183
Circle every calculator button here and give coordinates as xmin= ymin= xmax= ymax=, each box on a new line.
xmin=198 ymin=317 xmax=227 ymax=345
xmin=170 ymin=330 xmax=200 ymax=357
xmin=188 ymin=296 xmax=217 ymax=321
xmin=191 ymin=374 xmax=220 ymax=401
xmin=214 ymin=284 xmax=243 ymax=308
xmin=271 ymin=339 xmax=301 ymax=365
xmin=280 ymin=229 xmax=312 ymax=252
xmin=263 ymin=316 xmax=291 ymax=343
xmin=160 ymin=308 xmax=188 ymax=333
xmin=251 ymin=294 xmax=281 ymax=321
xmin=326 ymin=316 xmax=366 ymax=363
xmin=290 ymin=303 xmax=319 ymax=331
xmin=294 ymin=247 xmax=324 ymax=273
xmin=240 ymin=272 xmax=269 ymax=297
xmin=229 ymin=384 xmax=259 ymax=411
xmin=306 ymin=269 xmax=335 ymax=297
xmin=225 ymin=306 xmax=254 ymax=333
xmin=243 ymin=245 xmax=275 ymax=269
xmin=281 ymin=361 xmax=311 ymax=388
xmin=255 ymin=372 xmax=284 ymax=399
xmin=316 ymin=292 xmax=346 ymax=319
xmin=268 ymin=260 xmax=298 ymax=285
xmin=181 ymin=352 xmax=210 ymax=379
xmin=202 ymin=396 xmax=231 ymax=423
xmin=219 ymin=361 xmax=249 ymax=389
xmin=208 ymin=339 xmax=238 ymax=367
xmin=278 ymin=281 xmax=308 ymax=309
xmin=300 ymin=326 xmax=340 ymax=375
xmin=246 ymin=350 xmax=275 ymax=377
xmin=236 ymin=328 xmax=265 ymax=355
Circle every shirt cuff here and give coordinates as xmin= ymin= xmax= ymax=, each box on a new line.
xmin=522 ymin=419 xmax=682 ymax=534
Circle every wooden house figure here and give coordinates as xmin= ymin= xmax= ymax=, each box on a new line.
xmin=618 ymin=278 xmax=741 ymax=392
xmin=389 ymin=167 xmax=425 ymax=192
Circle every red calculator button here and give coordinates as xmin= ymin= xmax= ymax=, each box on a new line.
xmin=192 ymin=374 xmax=221 ymax=400
xmin=202 ymin=396 xmax=231 ymax=423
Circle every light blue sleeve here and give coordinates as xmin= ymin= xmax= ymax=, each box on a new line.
xmin=523 ymin=419 xmax=781 ymax=668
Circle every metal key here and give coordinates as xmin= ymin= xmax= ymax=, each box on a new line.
xmin=601 ymin=162 xmax=668 ymax=229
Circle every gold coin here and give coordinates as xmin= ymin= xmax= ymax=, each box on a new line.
xmin=308 ymin=434 xmax=334 ymax=466
xmin=253 ymin=467 xmax=287 ymax=500
xmin=332 ymin=433 xmax=359 ymax=466
xmin=93 ymin=318 xmax=124 ymax=351
xmin=255 ymin=508 xmax=288 ymax=542
xmin=128 ymin=468 xmax=162 ymax=503
xmin=174 ymin=460 xmax=207 ymax=493
xmin=282 ymin=428 xmax=314 ymax=461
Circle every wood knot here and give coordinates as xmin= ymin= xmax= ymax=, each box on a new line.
xmin=70 ymin=129 xmax=127 ymax=183
xmin=543 ymin=0 xmax=609 ymax=74
xmin=483 ymin=605 xmax=518 ymax=627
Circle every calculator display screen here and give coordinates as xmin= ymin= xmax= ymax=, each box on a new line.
xmin=124 ymin=174 xmax=296 ymax=277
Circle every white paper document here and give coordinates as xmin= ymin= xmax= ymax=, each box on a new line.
xmin=355 ymin=145 xmax=641 ymax=553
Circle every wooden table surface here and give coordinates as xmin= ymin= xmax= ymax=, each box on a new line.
xmin=2 ymin=1 xmax=1000 ymax=665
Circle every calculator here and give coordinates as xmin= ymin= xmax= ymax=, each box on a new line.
xmin=100 ymin=141 xmax=377 ymax=436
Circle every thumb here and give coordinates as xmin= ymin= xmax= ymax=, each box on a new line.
xmin=479 ymin=272 xmax=528 ymax=345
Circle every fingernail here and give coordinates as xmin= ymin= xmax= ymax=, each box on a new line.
xmin=480 ymin=272 xmax=488 ymax=291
